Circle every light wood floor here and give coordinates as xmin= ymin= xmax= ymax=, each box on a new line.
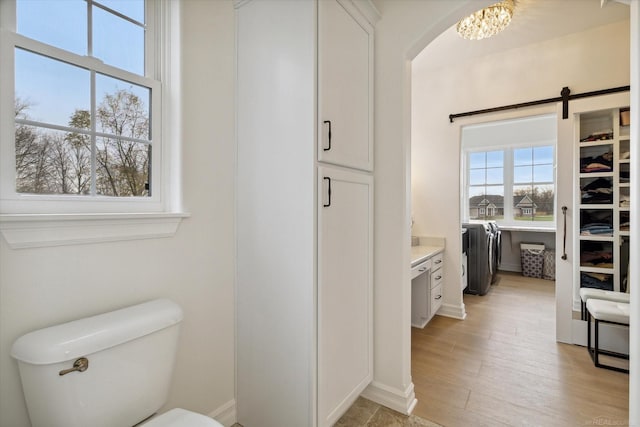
xmin=411 ymin=271 xmax=629 ymax=427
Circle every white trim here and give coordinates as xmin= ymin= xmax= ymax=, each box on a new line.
xmin=361 ymin=381 xmax=417 ymax=416
xmin=628 ymin=0 xmax=639 ymax=421
xmin=0 ymin=212 xmax=188 ymax=248
xmin=207 ymin=399 xmax=237 ymax=427
xmin=436 ymin=302 xmax=467 ymax=320
xmin=350 ymin=0 xmax=381 ymax=26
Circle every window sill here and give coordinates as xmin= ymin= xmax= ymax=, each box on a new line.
xmin=0 ymin=212 xmax=190 ymax=249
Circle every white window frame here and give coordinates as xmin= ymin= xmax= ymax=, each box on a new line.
xmin=464 ymin=143 xmax=556 ymax=228
xmin=0 ymin=0 xmax=187 ymax=248
xmin=462 ymin=115 xmax=557 ymax=230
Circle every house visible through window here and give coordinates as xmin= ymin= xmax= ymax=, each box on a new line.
xmin=462 ymin=115 xmax=557 ymax=227
xmin=1 ymin=0 xmax=167 ymax=214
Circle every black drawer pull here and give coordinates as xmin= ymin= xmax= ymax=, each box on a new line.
xmin=323 ymin=120 xmax=332 ymax=151
xmin=323 ymin=177 xmax=332 ymax=207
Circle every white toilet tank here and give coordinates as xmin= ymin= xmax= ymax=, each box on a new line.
xmin=11 ymin=299 xmax=184 ymax=427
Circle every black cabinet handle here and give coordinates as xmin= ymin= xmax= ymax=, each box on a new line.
xmin=561 ymin=206 xmax=568 ymax=260
xmin=323 ymin=177 xmax=331 ymax=207
xmin=323 ymin=120 xmax=332 ymax=151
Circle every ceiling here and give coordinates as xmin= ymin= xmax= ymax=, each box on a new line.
xmin=414 ymin=0 xmax=630 ymax=72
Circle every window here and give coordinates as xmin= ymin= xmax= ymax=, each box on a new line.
xmin=0 ymin=0 xmax=185 ymax=247
xmin=462 ymin=115 xmax=557 ymax=228
xmin=0 ymin=0 xmax=173 ymax=214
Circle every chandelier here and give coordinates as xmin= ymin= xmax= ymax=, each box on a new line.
xmin=456 ymin=0 xmax=515 ymax=41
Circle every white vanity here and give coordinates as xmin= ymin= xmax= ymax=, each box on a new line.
xmin=411 ymin=239 xmax=445 ymax=328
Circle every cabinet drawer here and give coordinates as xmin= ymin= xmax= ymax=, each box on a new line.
xmin=431 ymin=252 xmax=444 ymax=271
xmin=431 ymin=268 xmax=443 ymax=289
xmin=431 ymin=283 xmax=443 ymax=315
xmin=411 ymin=259 xmax=431 ymax=280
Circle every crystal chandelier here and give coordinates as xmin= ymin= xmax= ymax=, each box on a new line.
xmin=456 ymin=0 xmax=515 ymax=41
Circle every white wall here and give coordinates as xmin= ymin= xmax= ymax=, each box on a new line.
xmin=0 ymin=1 xmax=237 ymax=426
xmin=499 ymin=231 xmax=556 ymax=273
xmin=365 ymin=0 xmax=490 ymax=413
xmin=411 ymin=20 xmax=630 ymax=321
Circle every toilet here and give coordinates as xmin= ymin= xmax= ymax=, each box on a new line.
xmin=11 ymin=299 xmax=223 ymax=427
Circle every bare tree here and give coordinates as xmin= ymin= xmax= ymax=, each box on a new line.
xmin=96 ymin=89 xmax=149 ymax=196
xmin=15 ymin=98 xmax=55 ymax=194
xmin=65 ymin=109 xmax=92 ymax=194
xmin=14 ymin=89 xmax=150 ymax=197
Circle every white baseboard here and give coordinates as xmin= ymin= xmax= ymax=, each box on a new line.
xmin=361 ymin=381 xmax=417 ymax=415
xmin=437 ymin=302 xmax=466 ymax=320
xmin=208 ymin=399 xmax=236 ymax=427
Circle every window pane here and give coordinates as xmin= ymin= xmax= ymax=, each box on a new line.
xmin=15 ymin=126 xmax=91 ymax=195
xmin=533 ymin=184 xmax=554 ymax=220
xmin=468 ymin=186 xmax=503 ymax=220
xmin=96 ymin=138 xmax=150 ymax=197
xmin=17 ymin=0 xmax=87 ymax=55
xmin=93 ymin=7 xmax=145 ymax=75
xmin=15 ymin=49 xmax=90 ymax=128
xmin=513 ymin=184 xmax=554 ymax=221
xmin=534 ymin=146 xmax=554 ymax=164
xmin=96 ymin=0 xmax=145 ymax=23
xmin=486 ymin=167 xmax=503 ymax=185
xmin=469 ymin=152 xmax=485 ymax=169
xmin=513 ymin=185 xmax=534 ymax=220
xmin=533 ymin=164 xmax=554 ymax=182
xmin=514 ymin=147 xmax=532 ymax=166
xmin=96 ymin=74 xmax=150 ymax=140
xmin=469 ymin=169 xmax=485 ymax=186
xmin=486 ymin=151 xmax=503 ymax=168
xmin=514 ymin=165 xmax=532 ymax=183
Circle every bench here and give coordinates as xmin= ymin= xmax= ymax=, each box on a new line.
xmin=585 ymin=299 xmax=629 ymax=373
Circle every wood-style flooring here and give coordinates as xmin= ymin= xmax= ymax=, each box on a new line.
xmin=411 ymin=271 xmax=629 ymax=427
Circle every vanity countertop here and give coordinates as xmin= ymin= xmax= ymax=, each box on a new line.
xmin=411 ymin=245 xmax=444 ymax=267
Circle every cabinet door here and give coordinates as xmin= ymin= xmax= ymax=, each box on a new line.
xmin=318 ymin=0 xmax=373 ymax=171
xmin=318 ymin=166 xmax=373 ymax=426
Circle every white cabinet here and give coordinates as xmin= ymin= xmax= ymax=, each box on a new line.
xmin=430 ymin=253 xmax=444 ymax=317
xmin=410 ymin=250 xmax=444 ymax=328
xmin=318 ymin=166 xmax=373 ymax=426
xmin=236 ymin=1 xmax=377 ymax=426
xmin=411 ymin=259 xmax=431 ymax=328
xmin=318 ymin=0 xmax=374 ymax=171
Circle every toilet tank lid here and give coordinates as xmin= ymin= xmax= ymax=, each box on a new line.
xmin=11 ymin=299 xmax=183 ymax=365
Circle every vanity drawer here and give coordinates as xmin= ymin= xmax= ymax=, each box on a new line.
xmin=431 ymin=252 xmax=444 ymax=271
xmin=411 ymin=259 xmax=431 ymax=280
xmin=430 ymin=283 xmax=443 ymax=315
xmin=431 ymin=268 xmax=443 ymax=289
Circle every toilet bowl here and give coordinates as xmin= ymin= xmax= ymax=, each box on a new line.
xmin=12 ymin=299 xmax=223 ymax=427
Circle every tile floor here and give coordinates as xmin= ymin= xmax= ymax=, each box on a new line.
xmin=335 ymin=397 xmax=441 ymax=427
xmin=231 ymin=397 xmax=441 ymax=427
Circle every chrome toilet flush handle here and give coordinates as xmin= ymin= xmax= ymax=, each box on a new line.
xmin=59 ymin=357 xmax=89 ymax=376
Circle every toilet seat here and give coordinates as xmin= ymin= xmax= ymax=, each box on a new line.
xmin=141 ymin=408 xmax=223 ymax=427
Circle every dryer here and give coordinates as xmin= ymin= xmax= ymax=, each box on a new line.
xmin=462 ymin=221 xmax=501 ymax=295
